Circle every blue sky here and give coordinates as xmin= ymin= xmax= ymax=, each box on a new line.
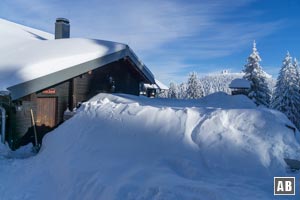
xmin=1 ymin=0 xmax=300 ymax=84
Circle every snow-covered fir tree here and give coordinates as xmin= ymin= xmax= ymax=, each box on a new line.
xmin=243 ymin=41 xmax=272 ymax=107
xmin=293 ymin=57 xmax=300 ymax=82
xmin=200 ymin=72 xmax=244 ymax=96
xmin=177 ymin=83 xmax=187 ymax=99
xmin=168 ymin=82 xmax=179 ymax=98
xmin=186 ymin=72 xmax=204 ymax=99
xmin=166 ymin=70 xmax=275 ymax=99
xmin=272 ymin=53 xmax=300 ymax=129
xmin=157 ymin=89 xmax=168 ymax=98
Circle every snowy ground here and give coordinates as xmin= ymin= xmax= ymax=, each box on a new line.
xmin=1 ymin=92 xmax=300 ymax=200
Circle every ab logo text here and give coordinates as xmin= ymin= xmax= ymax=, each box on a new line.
xmin=274 ymin=177 xmax=295 ymax=195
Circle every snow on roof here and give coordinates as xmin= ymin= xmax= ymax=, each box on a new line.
xmin=155 ymin=79 xmax=168 ymax=90
xmin=229 ymin=78 xmax=250 ymax=89
xmin=0 ymin=19 xmax=156 ymax=97
xmin=143 ymin=83 xmax=158 ymax=89
xmin=0 ymin=18 xmax=128 ymax=91
xmin=1 ymin=38 xmax=126 ymax=91
xmin=0 ymin=18 xmax=53 ymax=46
xmin=144 ymin=79 xmax=168 ymax=90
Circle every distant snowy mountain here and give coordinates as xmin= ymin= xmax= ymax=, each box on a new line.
xmin=0 ymin=93 xmax=299 ymax=200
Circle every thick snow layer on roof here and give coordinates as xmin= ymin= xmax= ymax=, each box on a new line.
xmin=229 ymin=78 xmax=251 ymax=89
xmin=143 ymin=83 xmax=158 ymax=89
xmin=0 ymin=18 xmax=126 ymax=91
xmin=144 ymin=79 xmax=168 ymax=90
xmin=0 ymin=93 xmax=299 ymax=199
xmin=155 ymin=79 xmax=168 ymax=90
xmin=0 ymin=18 xmax=53 ymax=45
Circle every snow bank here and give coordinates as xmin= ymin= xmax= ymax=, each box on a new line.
xmin=0 ymin=93 xmax=300 ymax=199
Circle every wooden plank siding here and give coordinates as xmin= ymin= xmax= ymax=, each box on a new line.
xmin=36 ymin=97 xmax=57 ymax=127
xmin=13 ymin=81 xmax=70 ymax=148
xmin=72 ymin=59 xmax=142 ymax=107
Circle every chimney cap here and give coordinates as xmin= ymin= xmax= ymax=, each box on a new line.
xmin=56 ymin=18 xmax=70 ymax=24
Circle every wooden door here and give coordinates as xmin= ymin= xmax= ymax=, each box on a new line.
xmin=36 ymin=97 xmax=57 ymax=127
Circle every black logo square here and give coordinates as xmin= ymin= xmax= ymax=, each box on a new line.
xmin=274 ymin=177 xmax=295 ymax=195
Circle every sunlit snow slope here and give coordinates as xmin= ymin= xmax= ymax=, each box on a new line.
xmin=1 ymin=93 xmax=300 ymax=200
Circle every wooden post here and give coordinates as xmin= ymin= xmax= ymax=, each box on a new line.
xmin=30 ymin=109 xmax=38 ymax=147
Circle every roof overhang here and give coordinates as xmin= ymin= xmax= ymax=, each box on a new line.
xmin=8 ymin=46 xmax=155 ymax=100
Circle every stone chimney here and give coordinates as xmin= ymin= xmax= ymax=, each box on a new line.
xmin=55 ymin=18 xmax=70 ymax=39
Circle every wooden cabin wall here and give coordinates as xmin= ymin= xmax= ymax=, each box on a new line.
xmin=13 ymin=81 xmax=69 ymax=148
xmin=13 ymin=100 xmax=36 ymax=145
xmin=36 ymin=81 xmax=70 ymax=124
xmin=73 ymin=60 xmax=141 ymax=107
xmin=73 ymin=73 xmax=92 ymax=108
xmin=12 ymin=59 xmax=143 ymax=148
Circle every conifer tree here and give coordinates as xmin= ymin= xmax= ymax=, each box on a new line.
xmin=243 ymin=41 xmax=272 ymax=106
xmin=178 ymin=83 xmax=187 ymax=99
xmin=272 ymin=52 xmax=300 ymax=129
xmin=186 ymin=72 xmax=204 ymax=99
xmin=168 ymin=82 xmax=178 ymax=98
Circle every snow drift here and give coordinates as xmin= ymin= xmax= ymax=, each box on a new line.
xmin=1 ymin=93 xmax=300 ymax=200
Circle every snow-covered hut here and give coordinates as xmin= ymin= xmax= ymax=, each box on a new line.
xmin=141 ymin=79 xmax=169 ymax=97
xmin=229 ymin=78 xmax=250 ymax=95
xmin=0 ymin=18 xmax=157 ymax=149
